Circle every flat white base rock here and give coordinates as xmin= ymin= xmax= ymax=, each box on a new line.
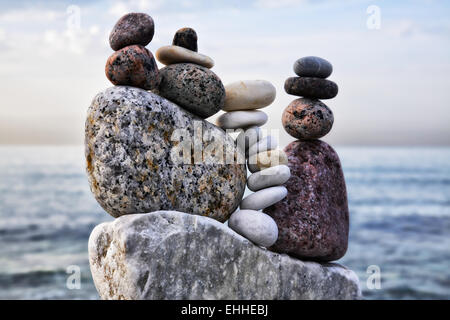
xmin=89 ymin=211 xmax=362 ymax=300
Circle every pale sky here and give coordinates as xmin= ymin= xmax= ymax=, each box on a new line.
xmin=0 ymin=0 xmax=449 ymax=146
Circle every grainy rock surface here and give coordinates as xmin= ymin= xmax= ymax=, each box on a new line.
xmin=285 ymin=77 xmax=338 ymax=99
xmin=105 ymin=45 xmax=160 ymax=90
xmin=293 ymin=56 xmax=333 ymax=78
xmin=264 ymin=140 xmax=349 ymax=262
xmin=109 ymin=13 xmax=155 ymax=51
xmin=172 ymin=27 xmax=198 ymax=52
xmin=216 ymin=110 xmax=268 ymax=129
xmin=85 ymin=86 xmax=245 ymax=221
xmin=89 ymin=211 xmax=362 ymax=300
xmin=158 ymin=63 xmax=224 ymax=118
xmin=282 ymin=98 xmax=334 ymax=140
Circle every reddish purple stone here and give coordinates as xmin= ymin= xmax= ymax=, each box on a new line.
xmin=109 ymin=13 xmax=155 ymax=51
xmin=105 ymin=45 xmax=160 ymax=90
xmin=264 ymin=140 xmax=349 ymax=262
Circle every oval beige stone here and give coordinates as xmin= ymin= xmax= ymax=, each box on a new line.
xmin=248 ymin=149 xmax=288 ymax=173
xmin=223 ymin=80 xmax=276 ymax=111
xmin=156 ymin=45 xmax=214 ymax=69
xmin=240 ymin=186 xmax=288 ymax=211
xmin=216 ymin=110 xmax=268 ymax=130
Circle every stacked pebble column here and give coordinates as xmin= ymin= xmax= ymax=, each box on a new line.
xmin=263 ymin=56 xmax=350 ymax=261
xmin=105 ymin=13 xmax=160 ymax=90
xmin=282 ymin=56 xmax=337 ymax=140
xmin=155 ymin=27 xmax=226 ymax=119
xmin=216 ymin=80 xmax=290 ymax=248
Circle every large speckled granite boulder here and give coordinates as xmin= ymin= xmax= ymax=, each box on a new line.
xmin=85 ymin=86 xmax=246 ymax=221
xmin=264 ymin=140 xmax=349 ymax=262
xmin=88 ymin=211 xmax=362 ymax=300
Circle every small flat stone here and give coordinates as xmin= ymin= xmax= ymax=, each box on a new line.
xmin=228 ymin=209 xmax=278 ymax=247
xmin=284 ymin=77 xmax=338 ymax=99
xmin=247 ymin=165 xmax=291 ymax=192
xmin=240 ymin=186 xmax=288 ymax=210
xmin=156 ymin=45 xmax=214 ymax=68
xmin=109 ymin=13 xmax=155 ymax=51
xmin=236 ymin=126 xmax=263 ymax=153
xmin=172 ymin=27 xmax=198 ymax=52
xmin=293 ymin=56 xmax=333 ymax=78
xmin=223 ymin=80 xmax=276 ymax=111
xmin=158 ymin=63 xmax=225 ymax=118
xmin=248 ymin=136 xmax=278 ymax=157
xmin=248 ymin=149 xmax=288 ymax=173
xmin=216 ymin=110 xmax=268 ymax=130
xmin=282 ymin=98 xmax=334 ymax=140
xmin=105 ymin=45 xmax=160 ymax=90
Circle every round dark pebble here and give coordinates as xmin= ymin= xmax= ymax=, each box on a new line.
xmin=105 ymin=45 xmax=160 ymax=90
xmin=282 ymin=98 xmax=333 ymax=140
xmin=172 ymin=27 xmax=198 ymax=52
xmin=293 ymin=56 xmax=333 ymax=78
xmin=109 ymin=13 xmax=155 ymax=51
xmin=158 ymin=63 xmax=225 ymax=118
xmin=284 ymin=77 xmax=338 ymax=99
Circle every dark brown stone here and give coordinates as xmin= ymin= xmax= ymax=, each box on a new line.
xmin=105 ymin=45 xmax=160 ymax=90
xmin=172 ymin=27 xmax=198 ymax=52
xmin=109 ymin=13 xmax=155 ymax=51
xmin=284 ymin=77 xmax=338 ymax=99
xmin=264 ymin=140 xmax=349 ymax=262
xmin=158 ymin=63 xmax=225 ymax=118
xmin=282 ymin=98 xmax=333 ymax=140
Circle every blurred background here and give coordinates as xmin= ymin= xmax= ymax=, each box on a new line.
xmin=0 ymin=0 xmax=449 ymax=299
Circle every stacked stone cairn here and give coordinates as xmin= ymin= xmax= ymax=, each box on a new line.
xmin=93 ymin=13 xmax=291 ymax=247
xmin=216 ymin=81 xmax=290 ymax=248
xmin=106 ymin=13 xmax=160 ymax=90
xmin=91 ymin=13 xmax=246 ymax=222
xmin=85 ymin=13 xmax=361 ymax=299
xmin=264 ymin=56 xmax=350 ymax=262
xmin=155 ymin=28 xmax=225 ymax=118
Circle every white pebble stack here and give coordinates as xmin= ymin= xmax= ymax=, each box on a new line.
xmin=216 ymin=80 xmax=290 ymax=248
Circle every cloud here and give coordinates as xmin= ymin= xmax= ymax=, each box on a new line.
xmin=108 ymin=1 xmax=129 ymax=16
xmin=0 ymin=0 xmax=450 ymax=145
xmin=385 ymin=19 xmax=450 ymax=38
xmin=0 ymin=7 xmax=61 ymax=23
xmin=253 ymin=0 xmax=307 ymax=9
xmin=386 ymin=20 xmax=422 ymax=38
xmin=108 ymin=0 xmax=164 ymax=17
xmin=41 ymin=28 xmax=95 ymax=55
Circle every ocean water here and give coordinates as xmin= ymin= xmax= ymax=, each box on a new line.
xmin=0 ymin=146 xmax=449 ymax=300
